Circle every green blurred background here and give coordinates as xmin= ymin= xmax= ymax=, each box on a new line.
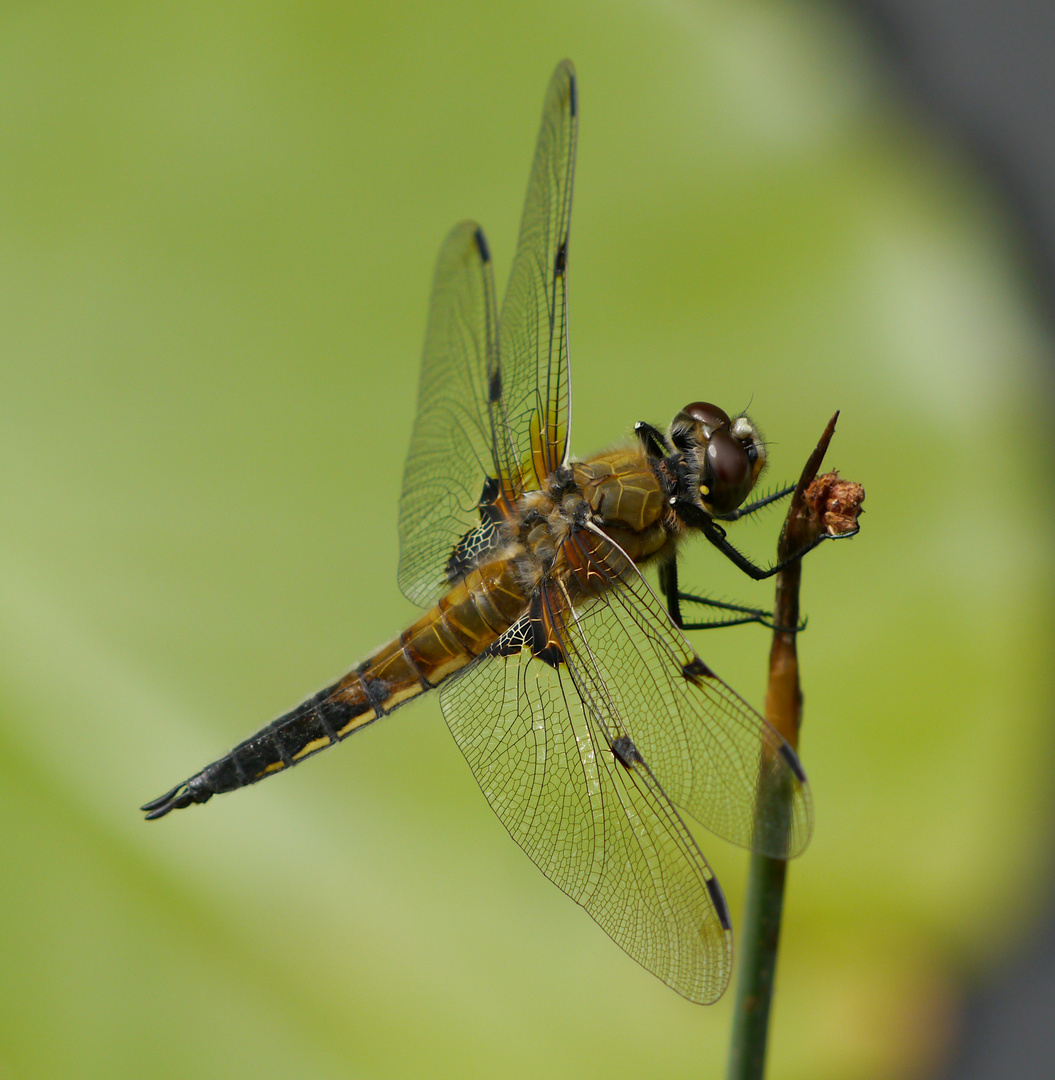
xmin=2 ymin=2 xmax=1051 ymax=1078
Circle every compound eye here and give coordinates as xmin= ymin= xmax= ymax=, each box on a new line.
xmin=682 ymin=401 xmax=725 ymax=434
xmin=682 ymin=401 xmax=731 ymax=435
xmin=702 ymin=429 xmax=753 ymax=514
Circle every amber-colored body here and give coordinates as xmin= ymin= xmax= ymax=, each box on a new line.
xmin=571 ymin=449 xmax=673 ymax=563
xmin=142 ymin=63 xmax=826 ymax=1007
xmin=164 ymin=445 xmax=679 ymax=803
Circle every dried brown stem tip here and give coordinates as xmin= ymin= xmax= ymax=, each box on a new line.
xmin=776 ymin=412 xmax=864 ymax=562
xmin=766 ymin=412 xmax=864 ymax=747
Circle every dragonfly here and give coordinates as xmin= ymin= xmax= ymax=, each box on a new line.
xmin=143 ymin=61 xmax=830 ymax=1005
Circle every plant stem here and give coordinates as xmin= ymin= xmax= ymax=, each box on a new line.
xmin=726 ymin=413 xmax=844 ymax=1080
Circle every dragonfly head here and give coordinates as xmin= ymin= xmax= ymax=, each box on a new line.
xmin=667 ymin=402 xmax=767 ymax=516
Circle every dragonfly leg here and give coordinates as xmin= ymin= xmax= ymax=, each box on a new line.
xmin=677 ymin=593 xmax=804 ymax=633
xmin=697 ymin=515 xmax=831 ymax=581
xmin=712 ymin=483 xmax=795 ymax=522
xmin=659 ymin=559 xmax=803 ymax=633
xmin=634 ymin=420 xmax=671 ymax=459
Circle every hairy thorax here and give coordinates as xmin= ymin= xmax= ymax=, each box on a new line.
xmin=502 ymin=445 xmax=677 ymax=600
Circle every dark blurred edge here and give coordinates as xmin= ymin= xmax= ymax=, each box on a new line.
xmin=833 ymin=2 xmax=1055 ymax=1077
xmin=846 ymin=0 xmax=1055 ymax=333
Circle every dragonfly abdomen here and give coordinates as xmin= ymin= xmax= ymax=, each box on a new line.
xmin=142 ymin=558 xmax=529 ymax=819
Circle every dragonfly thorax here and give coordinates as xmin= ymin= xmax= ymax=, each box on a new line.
xmin=513 ymin=479 xmax=593 ymax=566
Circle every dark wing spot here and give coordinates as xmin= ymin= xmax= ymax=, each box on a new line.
xmin=529 ymin=594 xmax=565 ymax=668
xmin=611 ymin=734 xmax=642 ymax=769
xmin=478 ymin=476 xmax=502 ymax=521
xmin=446 ymin=520 xmax=499 ymax=583
xmin=446 ymin=477 xmax=504 ymax=582
xmin=682 ymin=656 xmax=714 ymax=682
xmin=553 ymin=240 xmax=567 ymax=277
xmin=484 ymin=607 xmax=565 ymax=668
xmin=473 ymin=227 xmax=491 ymax=263
xmin=484 ymin=616 xmax=532 ymax=658
xmin=488 ymin=364 xmax=503 ymax=403
xmin=529 ymin=613 xmax=564 ymax=668
xmin=779 ymin=742 xmax=807 ymax=783
xmin=567 ymin=71 xmax=578 ymax=117
xmin=532 ymin=642 xmax=564 ymax=668
xmin=706 ymin=877 xmax=732 ymax=931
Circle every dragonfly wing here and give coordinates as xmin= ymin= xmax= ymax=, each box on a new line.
xmin=440 ymin=613 xmax=732 ymax=1004
xmin=397 ymin=222 xmax=503 ymax=607
xmin=398 ymin=61 xmax=578 ymax=606
xmin=555 ymin=526 xmax=813 ymax=860
xmin=495 ymin=60 xmax=577 ymax=490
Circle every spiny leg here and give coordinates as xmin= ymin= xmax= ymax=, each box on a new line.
xmin=661 ymin=559 xmax=771 ymax=630
xmin=659 ymin=559 xmax=803 ymax=633
xmin=712 ymin=483 xmax=795 ymax=522
xmin=697 ymin=514 xmax=832 ymax=581
xmin=700 ymin=479 xmax=859 ymax=580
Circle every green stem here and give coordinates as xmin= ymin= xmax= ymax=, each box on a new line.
xmin=727 ymin=851 xmax=788 ymax=1079
xmin=726 ymin=413 xmax=840 ymax=1080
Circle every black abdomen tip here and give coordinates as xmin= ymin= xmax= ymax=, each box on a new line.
xmin=141 ymin=780 xmax=211 ymax=820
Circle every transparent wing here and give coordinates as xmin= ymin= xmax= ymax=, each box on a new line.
xmin=494 ymin=59 xmax=577 ymax=490
xmin=555 ymin=527 xmax=813 ymax=859
xmin=397 ymin=222 xmax=502 ymax=607
xmin=398 ymin=61 xmax=578 ymax=606
xmin=440 ymin=616 xmax=732 ymax=1004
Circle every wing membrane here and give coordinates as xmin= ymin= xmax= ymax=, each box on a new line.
xmin=398 ymin=62 xmax=578 ymax=604
xmin=441 ymin=622 xmax=732 ymax=1004
xmin=555 ymin=527 xmax=813 ymax=859
xmin=397 ymin=223 xmax=500 ymax=607
xmin=495 ymin=60 xmax=577 ymax=489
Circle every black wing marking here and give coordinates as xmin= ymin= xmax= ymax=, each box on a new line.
xmin=397 ymin=62 xmax=579 ymax=605
xmin=494 ymin=60 xmax=577 ymax=491
xmin=397 ymin=223 xmax=501 ymax=607
xmin=440 ymin=613 xmax=732 ymax=1004
xmin=554 ymin=524 xmax=812 ymax=859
